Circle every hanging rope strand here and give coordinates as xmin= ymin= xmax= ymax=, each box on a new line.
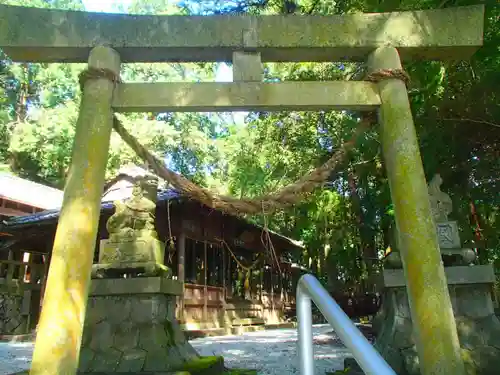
xmin=112 ymin=114 xmax=372 ymax=215
xmin=215 ymin=237 xmax=263 ymax=272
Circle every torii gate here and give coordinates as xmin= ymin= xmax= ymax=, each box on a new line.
xmin=0 ymin=4 xmax=485 ymax=375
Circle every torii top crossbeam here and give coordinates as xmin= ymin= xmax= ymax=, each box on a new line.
xmin=0 ymin=4 xmax=484 ymax=63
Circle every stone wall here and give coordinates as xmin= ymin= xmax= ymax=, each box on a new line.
xmin=79 ymin=292 xmax=198 ymax=373
xmin=373 ymin=284 xmax=500 ymax=375
xmin=0 ymin=292 xmax=26 ymax=335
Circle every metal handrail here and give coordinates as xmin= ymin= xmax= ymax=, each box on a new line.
xmin=297 ymin=274 xmax=396 ymax=375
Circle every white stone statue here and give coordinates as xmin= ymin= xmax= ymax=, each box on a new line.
xmin=428 ymin=174 xmax=453 ymax=223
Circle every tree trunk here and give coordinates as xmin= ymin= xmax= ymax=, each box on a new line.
xmin=347 ymin=167 xmax=377 ymax=291
xmin=15 ymin=64 xmax=30 ymax=122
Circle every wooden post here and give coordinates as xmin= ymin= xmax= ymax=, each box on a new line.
xmin=222 ymin=245 xmax=226 ymax=299
xmin=29 ymin=46 xmax=120 ymax=375
xmin=203 ymin=241 xmax=208 ymax=322
xmin=6 ymin=250 xmax=14 ymax=284
xmin=227 ymin=249 xmax=232 ymax=299
xmin=221 ymin=244 xmax=227 ymax=325
xmin=283 ymin=270 xmax=288 ymax=304
xmin=260 ymin=266 xmax=264 ymax=303
xmin=271 ymin=267 xmax=275 ymax=313
xmin=177 ymin=231 xmax=186 ymax=321
xmin=191 ymin=241 xmax=196 ymax=283
xmin=177 ymin=232 xmax=186 ymax=283
xmin=18 ymin=260 xmax=26 ymax=284
xmin=39 ymin=254 xmax=50 ymax=311
xmin=368 ymin=47 xmax=465 ymax=375
xmin=279 ymin=265 xmax=284 ymax=302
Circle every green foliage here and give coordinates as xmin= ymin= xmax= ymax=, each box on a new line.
xmin=9 ymin=102 xmax=77 ymax=187
xmin=0 ymin=0 xmax=499 ymax=289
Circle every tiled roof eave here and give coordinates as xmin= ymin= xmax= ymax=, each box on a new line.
xmin=1 ymin=190 xmax=182 ymax=229
xmin=0 ymin=190 xmax=303 ymax=251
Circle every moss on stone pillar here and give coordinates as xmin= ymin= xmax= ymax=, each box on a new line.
xmin=368 ymin=47 xmax=465 ymax=375
xmin=29 ymin=46 xmax=120 ymax=375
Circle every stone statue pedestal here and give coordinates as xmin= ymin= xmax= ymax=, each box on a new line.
xmin=99 ymin=238 xmax=165 ymax=264
xmin=91 ymin=239 xmax=170 ymax=278
xmin=78 ymin=277 xmax=199 ymax=374
xmin=369 ymin=265 xmax=500 ymax=375
xmin=345 ymin=174 xmax=500 ymax=374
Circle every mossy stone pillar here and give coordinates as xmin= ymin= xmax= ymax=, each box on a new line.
xmin=368 ymin=47 xmax=465 ymax=375
xmin=30 ymin=46 xmax=120 ymax=375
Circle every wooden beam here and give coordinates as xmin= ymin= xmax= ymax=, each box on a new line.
xmin=203 ymin=241 xmax=208 ymax=322
xmin=0 ymin=207 xmax=30 ymax=217
xmin=113 ymin=81 xmax=380 ymax=112
xmin=0 ymin=5 xmax=484 ymax=63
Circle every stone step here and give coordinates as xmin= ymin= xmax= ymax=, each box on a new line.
xmin=231 ymin=318 xmax=265 ymax=326
xmin=263 ymin=322 xmax=296 ymax=330
xmin=184 ymin=328 xmax=228 ymax=339
xmin=180 ymin=322 xmax=221 ymax=331
xmin=0 ymin=332 xmax=35 ymax=343
xmin=231 ymin=325 xmax=265 ymax=335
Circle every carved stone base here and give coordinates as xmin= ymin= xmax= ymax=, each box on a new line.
xmin=99 ymin=238 xmax=165 ymax=265
xmin=93 ymin=236 xmax=170 ymax=278
xmin=384 ymin=248 xmax=476 ymax=269
xmin=78 ymin=277 xmax=198 ymax=373
xmin=91 ymin=261 xmax=171 ymax=279
xmin=366 ymin=265 xmax=500 ymax=375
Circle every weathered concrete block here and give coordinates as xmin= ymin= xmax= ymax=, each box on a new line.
xmin=0 ymin=293 xmax=27 ymax=335
xmin=89 ymin=321 xmax=114 ymax=351
xmin=455 ymin=285 xmax=494 ymax=319
xmin=113 ymin=81 xmax=382 ymax=113
xmin=0 ymin=4 xmax=485 ymax=63
xmin=79 ymin=280 xmax=198 ymax=374
xmin=382 ymin=265 xmax=495 ymax=287
xmin=233 ymin=52 xmax=262 ymax=82
xmin=115 ymin=348 xmax=146 ymax=372
xmin=436 ymin=221 xmax=461 ymax=249
xmin=89 ymin=276 xmax=183 ymax=296
xmin=368 ymin=279 xmax=500 ymax=375
xmin=107 ymin=298 xmax=133 ymax=324
xmin=79 ymin=347 xmax=95 ymax=372
xmin=99 ymin=238 xmax=164 ymax=265
xmin=91 ymin=348 xmax=122 ymax=372
xmin=113 ymin=321 xmax=140 ymax=351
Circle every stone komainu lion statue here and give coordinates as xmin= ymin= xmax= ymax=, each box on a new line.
xmin=92 ymin=172 xmax=171 ymax=278
xmin=427 ymin=173 xmax=453 ymax=223
xmin=106 ymin=173 xmax=159 ymax=242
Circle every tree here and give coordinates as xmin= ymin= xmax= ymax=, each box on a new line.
xmin=1 ymin=0 xmax=498 ymax=289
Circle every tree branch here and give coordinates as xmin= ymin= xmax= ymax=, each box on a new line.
xmin=426 ymin=117 xmax=500 ymax=129
xmin=307 ymin=0 xmax=320 ymax=14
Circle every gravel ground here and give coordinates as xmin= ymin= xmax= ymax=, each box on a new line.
xmin=0 ymin=324 xmax=356 ymax=375
xmin=191 ymin=324 xmax=354 ymax=374
xmin=0 ymin=341 xmax=33 ymax=375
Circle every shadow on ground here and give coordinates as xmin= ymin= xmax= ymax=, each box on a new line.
xmin=0 ymin=325 xmax=359 ymax=375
